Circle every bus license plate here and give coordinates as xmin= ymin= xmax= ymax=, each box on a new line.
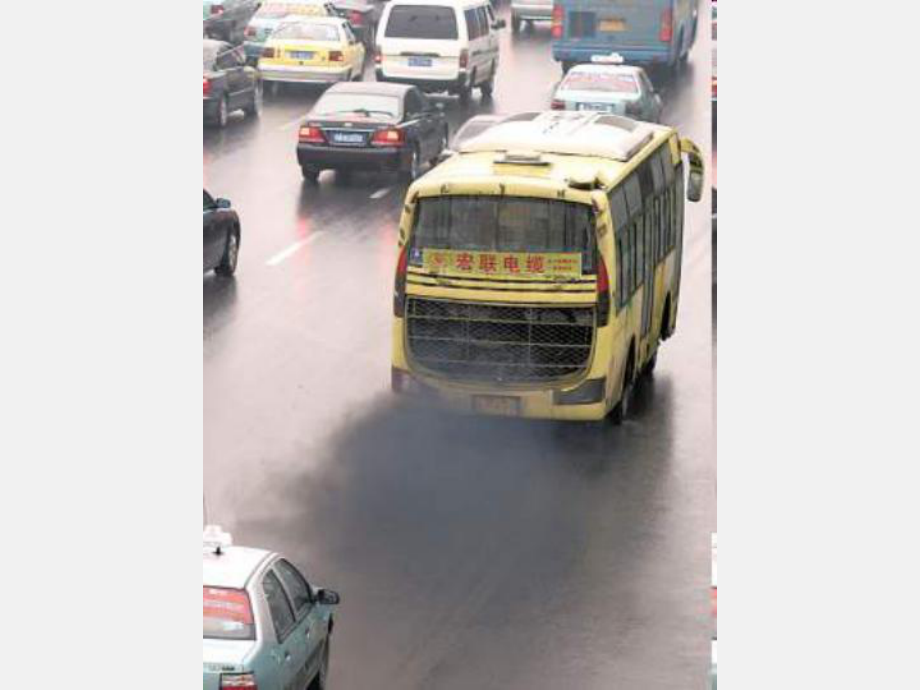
xmin=599 ymin=18 xmax=626 ymax=32
xmin=473 ymin=395 xmax=520 ymax=416
xmin=408 ymin=56 xmax=433 ymax=67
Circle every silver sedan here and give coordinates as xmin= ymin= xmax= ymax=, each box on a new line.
xmin=551 ymin=61 xmax=663 ymax=123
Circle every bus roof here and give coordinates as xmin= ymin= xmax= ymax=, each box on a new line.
xmin=423 ymin=111 xmax=675 ymax=192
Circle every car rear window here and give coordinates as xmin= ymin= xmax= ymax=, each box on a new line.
xmin=410 ymin=196 xmax=597 ymax=272
xmin=272 ymin=21 xmax=340 ymax=41
xmin=203 ymin=44 xmax=220 ymax=70
xmin=259 ymin=2 xmax=326 ymax=18
xmin=385 ymin=5 xmax=459 ymax=40
xmin=203 ymin=587 xmax=256 ymax=641
xmin=312 ymin=92 xmax=401 ymax=119
xmin=562 ymin=71 xmax=638 ymax=94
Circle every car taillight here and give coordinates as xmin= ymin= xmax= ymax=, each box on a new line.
xmin=298 ymin=125 xmax=326 ymax=144
xmin=374 ymin=47 xmax=382 ymax=64
xmin=221 ymin=673 xmax=257 ymax=689
xmin=203 ymin=77 xmax=211 ymax=97
xmin=659 ymin=8 xmax=673 ymax=42
xmin=329 ymin=50 xmax=344 ymax=62
xmin=371 ymin=127 xmax=404 ymax=147
xmin=262 ymin=47 xmax=275 ymax=59
xmin=244 ymin=25 xmax=256 ymax=38
xmin=458 ymin=49 xmax=468 ymax=69
xmin=596 ymin=255 xmax=610 ymax=327
xmin=211 ymin=4 xmax=224 ymax=15
xmin=551 ymin=99 xmax=564 ymax=110
xmin=551 ymin=4 xmax=563 ymax=38
xmin=349 ymin=10 xmax=363 ymax=25
xmin=394 ymin=244 xmax=409 ymax=316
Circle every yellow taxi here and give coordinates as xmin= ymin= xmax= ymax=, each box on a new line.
xmin=258 ymin=15 xmax=366 ymax=86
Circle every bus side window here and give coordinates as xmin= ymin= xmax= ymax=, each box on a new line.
xmin=629 ymin=221 xmax=638 ymax=294
xmin=616 ymin=233 xmax=625 ymax=309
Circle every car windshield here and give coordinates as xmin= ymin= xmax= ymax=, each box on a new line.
xmin=384 ymin=5 xmax=458 ymax=40
xmin=411 ymin=196 xmax=597 ymax=273
xmin=203 ymin=44 xmax=220 ymax=69
xmin=259 ymin=2 xmax=324 ymax=18
xmin=313 ymin=93 xmax=401 ymax=118
xmin=454 ymin=119 xmax=498 ymax=147
xmin=272 ymin=22 xmax=340 ymax=41
xmin=562 ymin=71 xmax=639 ymax=94
xmin=203 ymin=587 xmax=256 ymax=641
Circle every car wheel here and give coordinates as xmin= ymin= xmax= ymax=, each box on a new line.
xmin=315 ymin=640 xmax=330 ymax=690
xmin=215 ymin=230 xmax=240 ymax=277
xmin=610 ymin=351 xmax=635 ymax=426
xmin=244 ymin=82 xmax=262 ymax=118
xmin=480 ymin=65 xmax=495 ymax=98
xmin=301 ymin=166 xmax=320 ymax=183
xmin=400 ymin=145 xmax=420 ymax=182
xmin=458 ymin=77 xmax=472 ymax=107
xmin=430 ymin=129 xmax=448 ymax=166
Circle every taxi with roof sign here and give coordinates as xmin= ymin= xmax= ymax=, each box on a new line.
xmin=259 ymin=15 xmax=366 ymax=88
xmin=551 ymin=54 xmax=663 ymax=123
xmin=243 ymin=0 xmax=340 ymax=63
xmin=203 ymin=525 xmax=341 ymax=690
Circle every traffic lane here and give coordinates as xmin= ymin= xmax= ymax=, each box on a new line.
xmin=205 ymin=9 xmax=714 ymax=687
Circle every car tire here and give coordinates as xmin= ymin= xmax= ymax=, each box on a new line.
xmin=215 ymin=229 xmax=240 ymax=277
xmin=458 ymin=77 xmax=472 ymax=106
xmin=400 ymin=145 xmax=420 ymax=182
xmin=480 ymin=65 xmax=495 ymax=98
xmin=243 ymin=82 xmax=262 ymax=118
xmin=430 ymin=128 xmax=448 ymax=167
xmin=315 ymin=639 xmax=330 ymax=690
xmin=610 ymin=351 xmax=635 ymax=426
xmin=212 ymin=95 xmax=229 ymax=128
xmin=301 ymin=166 xmax=320 ymax=183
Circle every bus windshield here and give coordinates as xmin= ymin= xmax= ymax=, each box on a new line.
xmin=410 ymin=196 xmax=597 ymax=273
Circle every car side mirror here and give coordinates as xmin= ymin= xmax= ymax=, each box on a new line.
xmin=493 ymin=19 xmax=506 ymax=29
xmin=216 ymin=198 xmax=232 ymax=209
xmin=316 ymin=589 xmax=340 ymax=606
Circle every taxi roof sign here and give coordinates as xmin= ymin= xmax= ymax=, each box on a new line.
xmin=203 ymin=524 xmax=233 ymax=555
xmin=591 ymin=53 xmax=625 ymax=65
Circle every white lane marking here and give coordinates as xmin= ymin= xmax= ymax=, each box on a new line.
xmin=370 ymin=187 xmax=392 ymax=200
xmin=265 ymin=232 xmax=325 ymax=267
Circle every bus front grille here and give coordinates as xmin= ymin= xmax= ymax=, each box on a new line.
xmin=406 ymin=298 xmax=595 ymax=384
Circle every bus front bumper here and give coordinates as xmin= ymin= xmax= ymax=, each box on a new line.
xmin=391 ymin=367 xmax=609 ymax=422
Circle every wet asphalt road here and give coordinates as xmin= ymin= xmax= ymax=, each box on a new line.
xmin=204 ymin=5 xmax=715 ymax=688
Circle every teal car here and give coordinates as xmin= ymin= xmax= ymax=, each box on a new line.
xmin=203 ymin=526 xmax=341 ymax=690
xmin=242 ymin=0 xmax=339 ymax=63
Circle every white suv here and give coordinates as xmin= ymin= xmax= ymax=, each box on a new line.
xmin=375 ymin=0 xmax=505 ymax=105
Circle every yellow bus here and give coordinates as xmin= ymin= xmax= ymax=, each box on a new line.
xmin=391 ymin=111 xmax=703 ymax=422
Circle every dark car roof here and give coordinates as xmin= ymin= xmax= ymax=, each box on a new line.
xmin=325 ymin=82 xmax=413 ymax=97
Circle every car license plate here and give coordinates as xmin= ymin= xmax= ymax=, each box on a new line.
xmin=473 ymin=395 xmax=520 ymax=416
xmin=331 ymin=132 xmax=365 ymax=144
xmin=599 ymin=18 xmax=626 ymax=32
xmin=408 ymin=56 xmax=433 ymax=67
xmin=579 ymin=102 xmax=612 ymax=112
xmin=289 ymin=51 xmax=314 ymax=60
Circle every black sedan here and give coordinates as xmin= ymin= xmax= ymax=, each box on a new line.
xmin=296 ymin=82 xmax=448 ymax=183
xmin=204 ymin=190 xmax=241 ymax=276
xmin=203 ymin=39 xmax=262 ymax=128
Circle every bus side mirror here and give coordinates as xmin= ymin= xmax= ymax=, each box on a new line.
xmin=680 ymin=137 xmax=704 ymax=203
xmin=687 ymin=168 xmax=703 ymax=202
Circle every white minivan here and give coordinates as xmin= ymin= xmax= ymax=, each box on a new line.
xmin=375 ymin=0 xmax=504 ymax=104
